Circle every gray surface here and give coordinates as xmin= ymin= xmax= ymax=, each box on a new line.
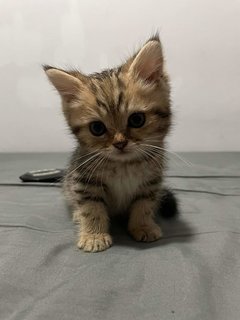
xmin=0 ymin=153 xmax=240 ymax=320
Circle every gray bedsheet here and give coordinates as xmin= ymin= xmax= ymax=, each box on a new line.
xmin=0 ymin=152 xmax=240 ymax=320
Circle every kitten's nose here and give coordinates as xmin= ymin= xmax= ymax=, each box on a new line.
xmin=113 ymin=140 xmax=128 ymax=150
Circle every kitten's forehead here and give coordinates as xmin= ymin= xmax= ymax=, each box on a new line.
xmin=90 ymin=69 xmax=125 ymax=114
xmin=88 ymin=68 xmax=158 ymax=117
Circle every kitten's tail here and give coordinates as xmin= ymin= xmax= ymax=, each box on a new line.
xmin=158 ymin=188 xmax=179 ymax=219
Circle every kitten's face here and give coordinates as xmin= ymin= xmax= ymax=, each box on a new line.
xmin=45 ymin=36 xmax=171 ymax=162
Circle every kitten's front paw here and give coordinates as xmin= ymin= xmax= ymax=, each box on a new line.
xmin=77 ymin=233 xmax=112 ymax=252
xmin=129 ymin=224 xmax=162 ymax=242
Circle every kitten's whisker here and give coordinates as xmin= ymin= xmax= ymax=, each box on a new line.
xmin=147 ymin=147 xmax=165 ymax=159
xmin=70 ymin=150 xmax=99 ymax=163
xmin=142 ymin=146 xmax=166 ymax=162
xmin=83 ymin=155 xmax=106 ymax=191
xmin=74 ymin=153 xmax=106 ymax=185
xmin=144 ymin=139 xmax=162 ymax=143
xmin=81 ymin=156 xmax=102 ymax=176
xmin=134 ymin=148 xmax=150 ymax=172
xmin=146 ymin=151 xmax=165 ymax=170
xmin=144 ymin=135 xmax=163 ymax=140
xmin=136 ymin=146 xmax=164 ymax=170
xmin=142 ymin=144 xmax=193 ymax=167
xmin=144 ymin=135 xmax=164 ymax=141
xmin=145 ymin=147 xmax=179 ymax=168
xmin=93 ymin=155 xmax=108 ymax=191
xmin=99 ymin=155 xmax=110 ymax=193
xmin=144 ymin=145 xmax=179 ymax=167
xmin=80 ymin=158 xmax=102 ymax=190
xmin=79 ymin=154 xmax=103 ymax=178
xmin=95 ymin=157 xmax=104 ymax=189
xmin=67 ymin=152 xmax=101 ymax=177
xmin=139 ymin=150 xmax=162 ymax=169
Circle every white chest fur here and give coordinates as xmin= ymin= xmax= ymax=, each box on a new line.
xmin=106 ymin=162 xmax=152 ymax=215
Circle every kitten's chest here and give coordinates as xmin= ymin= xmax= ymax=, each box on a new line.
xmin=106 ymin=163 xmax=151 ymax=214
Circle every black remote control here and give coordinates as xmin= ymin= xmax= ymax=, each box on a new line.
xmin=19 ymin=169 xmax=65 ymax=183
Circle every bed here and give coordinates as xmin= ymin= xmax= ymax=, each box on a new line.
xmin=1 ymin=152 xmax=240 ymax=320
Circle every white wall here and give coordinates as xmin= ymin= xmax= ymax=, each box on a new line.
xmin=0 ymin=0 xmax=239 ymax=152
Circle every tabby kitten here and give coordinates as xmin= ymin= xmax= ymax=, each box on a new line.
xmin=44 ymin=35 xmax=177 ymax=252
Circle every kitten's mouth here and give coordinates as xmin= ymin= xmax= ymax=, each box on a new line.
xmin=107 ymin=148 xmax=140 ymax=162
xmin=116 ymin=149 xmax=128 ymax=155
xmin=113 ymin=149 xmax=129 ymax=157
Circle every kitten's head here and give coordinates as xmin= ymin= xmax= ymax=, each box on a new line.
xmin=44 ymin=35 xmax=171 ymax=162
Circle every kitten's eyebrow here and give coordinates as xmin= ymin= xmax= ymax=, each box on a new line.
xmin=96 ymin=98 xmax=109 ymax=111
xmin=116 ymin=91 xmax=124 ymax=110
xmin=154 ymin=110 xmax=172 ymax=118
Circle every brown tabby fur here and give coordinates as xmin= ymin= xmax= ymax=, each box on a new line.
xmin=44 ymin=34 xmax=173 ymax=252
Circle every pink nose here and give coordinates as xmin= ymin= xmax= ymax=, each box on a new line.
xmin=113 ymin=140 xmax=128 ymax=150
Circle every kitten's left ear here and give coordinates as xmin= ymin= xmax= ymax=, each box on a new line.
xmin=43 ymin=65 xmax=83 ymax=102
xmin=128 ymin=37 xmax=163 ymax=84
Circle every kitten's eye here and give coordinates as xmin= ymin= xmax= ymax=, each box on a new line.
xmin=89 ymin=121 xmax=106 ymax=136
xmin=128 ymin=112 xmax=145 ymax=128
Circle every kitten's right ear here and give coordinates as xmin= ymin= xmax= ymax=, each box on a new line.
xmin=43 ymin=65 xmax=82 ymax=102
xmin=125 ymin=35 xmax=164 ymax=85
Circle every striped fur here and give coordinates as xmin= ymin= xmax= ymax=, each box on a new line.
xmin=44 ymin=35 xmax=174 ymax=252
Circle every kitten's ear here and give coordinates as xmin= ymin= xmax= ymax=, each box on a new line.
xmin=43 ymin=66 xmax=82 ymax=102
xmin=128 ymin=37 xmax=163 ymax=84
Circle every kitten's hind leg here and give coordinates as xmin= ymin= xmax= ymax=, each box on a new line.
xmin=74 ymin=202 xmax=112 ymax=252
xmin=128 ymin=197 xmax=162 ymax=242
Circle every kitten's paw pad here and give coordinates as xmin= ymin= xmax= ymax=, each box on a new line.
xmin=77 ymin=233 xmax=112 ymax=252
xmin=130 ymin=225 xmax=162 ymax=242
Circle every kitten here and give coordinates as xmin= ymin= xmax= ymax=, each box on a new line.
xmin=44 ymin=34 xmax=178 ymax=252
